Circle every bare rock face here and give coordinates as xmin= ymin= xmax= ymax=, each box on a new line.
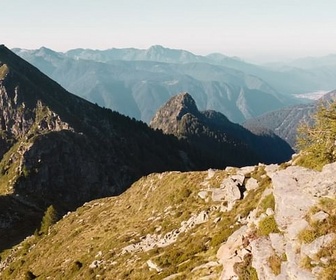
xmin=217 ymin=225 xmax=249 ymax=279
xmin=150 ymin=92 xmax=199 ymax=135
xmin=271 ymin=166 xmax=318 ymax=235
xmin=217 ymin=162 xmax=336 ymax=280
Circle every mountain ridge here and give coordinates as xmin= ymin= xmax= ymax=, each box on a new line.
xmin=244 ymin=89 xmax=336 ymax=148
xmin=13 ymin=46 xmax=299 ymax=123
xmin=150 ymin=92 xmax=294 ymax=165
xmin=0 ymin=45 xmax=335 ymax=280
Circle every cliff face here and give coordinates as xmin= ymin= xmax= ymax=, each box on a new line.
xmin=1 ymin=160 xmax=335 ymax=279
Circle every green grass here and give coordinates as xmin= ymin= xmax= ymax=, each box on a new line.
xmin=257 ymin=193 xmax=275 ymax=217
xmin=298 ymin=198 xmax=336 ymax=278
xmin=257 ymin=215 xmax=279 ymax=236
xmin=0 ymin=165 xmax=275 ymax=279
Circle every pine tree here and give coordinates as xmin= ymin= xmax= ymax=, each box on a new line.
xmin=296 ymin=101 xmax=336 ymax=169
xmin=40 ymin=205 xmax=58 ymax=235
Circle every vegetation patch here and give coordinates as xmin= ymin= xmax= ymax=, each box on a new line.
xmin=257 ymin=193 xmax=275 ymax=217
xmin=257 ymin=215 xmax=279 ymax=236
xmin=316 ymin=238 xmax=336 ymax=280
xmin=298 ymin=198 xmax=336 ymax=278
xmin=296 ymin=102 xmax=336 ymax=170
xmin=0 ymin=64 xmax=9 ymax=79
xmin=268 ymin=253 xmax=285 ymax=275
xmin=234 ymin=254 xmax=258 ymax=280
xmin=299 ymin=198 xmax=336 ymax=244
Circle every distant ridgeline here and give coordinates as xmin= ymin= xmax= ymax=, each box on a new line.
xmin=13 ymin=45 xmax=305 ymax=124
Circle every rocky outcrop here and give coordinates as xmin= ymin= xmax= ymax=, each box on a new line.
xmin=150 ymin=92 xmax=199 ymax=134
xmin=121 ymin=210 xmax=210 ymax=254
xmin=217 ymin=162 xmax=336 ymax=280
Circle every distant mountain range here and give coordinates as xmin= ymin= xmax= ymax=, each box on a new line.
xmin=150 ymin=92 xmax=293 ymax=165
xmin=14 ymin=45 xmax=329 ymax=124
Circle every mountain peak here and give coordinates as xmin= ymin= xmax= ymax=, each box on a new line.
xmin=148 ymin=45 xmax=165 ymax=51
xmin=173 ymin=92 xmax=198 ymax=112
xmin=150 ymin=92 xmax=200 ymax=133
xmin=151 ymin=92 xmax=294 ymax=165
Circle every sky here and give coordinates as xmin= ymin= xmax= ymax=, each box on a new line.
xmin=1 ymin=0 xmax=336 ymax=62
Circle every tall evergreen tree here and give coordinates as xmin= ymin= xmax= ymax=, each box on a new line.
xmin=40 ymin=205 xmax=58 ymax=235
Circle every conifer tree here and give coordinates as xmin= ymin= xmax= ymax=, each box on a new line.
xmin=40 ymin=205 xmax=58 ymax=235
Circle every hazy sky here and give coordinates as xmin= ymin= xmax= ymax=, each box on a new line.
xmin=1 ymin=0 xmax=336 ymax=62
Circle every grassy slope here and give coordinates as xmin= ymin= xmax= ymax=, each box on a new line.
xmin=0 ymin=165 xmax=271 ymax=280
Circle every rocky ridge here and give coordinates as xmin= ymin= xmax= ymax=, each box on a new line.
xmin=0 ymin=159 xmax=335 ymax=279
xmin=150 ymin=92 xmax=294 ymax=165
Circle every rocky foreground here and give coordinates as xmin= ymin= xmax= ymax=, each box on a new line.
xmin=0 ymin=159 xmax=335 ymax=279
